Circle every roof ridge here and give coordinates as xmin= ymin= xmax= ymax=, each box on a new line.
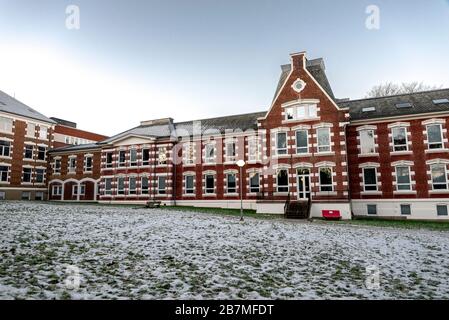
xmin=340 ymin=88 xmax=449 ymax=104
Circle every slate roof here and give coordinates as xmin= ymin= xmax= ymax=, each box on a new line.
xmin=174 ymin=111 xmax=266 ymax=136
xmin=99 ymin=123 xmax=174 ymax=145
xmin=0 ymin=90 xmax=55 ymax=124
xmin=50 ymin=143 xmax=100 ymax=153
xmin=340 ymin=88 xmax=449 ymax=121
xmin=272 ymin=58 xmax=335 ymax=102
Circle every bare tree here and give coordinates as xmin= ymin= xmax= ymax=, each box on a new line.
xmin=366 ymin=82 xmax=442 ymax=98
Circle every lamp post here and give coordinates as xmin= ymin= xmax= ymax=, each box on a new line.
xmin=236 ymin=160 xmax=246 ymax=222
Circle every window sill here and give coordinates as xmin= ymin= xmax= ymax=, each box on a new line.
xmin=273 ymin=154 xmax=290 ymax=159
xmin=282 ymin=117 xmax=320 ymax=124
xmin=203 ymin=163 xmax=217 ymax=166
xmin=315 ymin=152 xmax=335 ymax=156
xmin=183 ymin=163 xmax=196 ymax=167
xmin=393 ymin=190 xmax=417 ymax=195
xmin=0 ymin=156 xmax=12 ymax=160
xmin=425 ymin=148 xmax=449 ymax=154
xmin=391 ymin=151 xmax=413 ymax=156
xmin=203 ymin=193 xmax=217 ymax=197
xmin=274 ymin=192 xmax=289 ymax=196
xmin=358 ymin=153 xmax=379 ymax=158
xmin=429 ymin=190 xmax=449 ymax=194
xmin=183 ymin=194 xmax=196 ymax=197
xmin=316 ymin=191 xmax=338 ymax=196
xmin=293 ymin=153 xmax=312 ymax=158
xmin=224 ymin=193 xmax=239 ymax=197
xmin=361 ymin=191 xmax=382 ymax=195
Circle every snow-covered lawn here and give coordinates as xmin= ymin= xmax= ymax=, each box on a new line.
xmin=1 ymin=202 xmax=449 ymax=300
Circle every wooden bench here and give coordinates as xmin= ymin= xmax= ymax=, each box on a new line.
xmin=146 ymin=200 xmax=162 ymax=208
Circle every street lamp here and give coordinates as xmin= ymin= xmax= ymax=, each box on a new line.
xmin=236 ymin=160 xmax=246 ymax=222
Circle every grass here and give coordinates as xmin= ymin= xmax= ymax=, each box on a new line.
xmin=327 ymin=217 xmax=449 ymax=231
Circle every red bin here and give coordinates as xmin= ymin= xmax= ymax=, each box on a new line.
xmin=322 ymin=210 xmax=341 ymax=220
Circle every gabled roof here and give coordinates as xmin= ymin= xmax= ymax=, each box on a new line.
xmin=0 ymin=90 xmax=55 ymax=124
xmin=99 ymin=122 xmax=174 ymax=145
xmin=340 ymin=88 xmax=449 ymax=121
xmin=174 ymin=111 xmax=266 ymax=136
xmin=272 ymin=58 xmax=335 ymax=103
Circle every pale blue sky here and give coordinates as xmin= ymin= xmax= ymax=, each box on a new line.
xmin=0 ymin=0 xmax=448 ymax=135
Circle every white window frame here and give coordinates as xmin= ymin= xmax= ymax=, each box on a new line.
xmin=319 ymin=167 xmax=334 ymax=192
xmin=427 ymin=124 xmax=444 ymax=150
xmin=0 ymin=116 xmax=13 ymax=133
xmin=363 ymin=167 xmax=378 ymax=191
xmin=118 ymin=150 xmax=127 ymax=167
xmin=104 ymin=178 xmax=113 ymax=195
xmin=84 ymin=156 xmax=93 ymax=172
xmin=117 ymin=177 xmax=125 ymax=195
xmin=39 ymin=126 xmax=48 ymax=140
xmin=22 ymin=167 xmax=32 ymax=183
xmin=142 ymin=149 xmax=151 ymax=166
xmin=24 ymin=145 xmax=34 ymax=159
xmin=431 ymin=164 xmax=448 ymax=190
xmin=284 ymin=103 xmax=318 ymax=121
xmin=141 ymin=176 xmax=149 ymax=194
xmin=359 ymin=129 xmax=376 ymax=154
xmin=27 ymin=123 xmax=36 ymax=137
xmin=129 ymin=177 xmax=137 ymax=194
xmin=37 ymin=146 xmax=46 ymax=161
xmin=0 ymin=140 xmax=11 ymax=157
xmin=205 ymin=144 xmax=216 ymax=164
xmin=204 ymin=174 xmax=215 ymax=194
xmin=158 ymin=147 xmax=167 ymax=165
xmin=276 ymin=132 xmax=288 ymax=155
xmin=248 ymin=137 xmax=260 ymax=162
xmin=249 ymin=172 xmax=260 ymax=193
xmin=295 ymin=130 xmax=309 ymax=154
xmin=317 ymin=127 xmax=331 ymax=153
xmin=157 ymin=176 xmax=167 ymax=195
xmin=0 ymin=165 xmax=10 ymax=182
xmin=395 ymin=166 xmax=411 ymax=191
xmin=68 ymin=157 xmax=77 ymax=173
xmin=52 ymin=185 xmax=62 ymax=196
xmin=183 ymin=143 xmax=194 ymax=165
xmin=54 ymin=159 xmax=62 ymax=174
xmin=184 ymin=175 xmax=195 ymax=194
xmin=226 ymin=173 xmax=237 ymax=194
xmin=35 ymin=169 xmax=45 ymax=184
xmin=225 ymin=141 xmax=236 ymax=163
xmin=276 ymin=169 xmax=289 ymax=193
xmin=392 ymin=127 xmax=409 ymax=152
xmin=130 ymin=149 xmax=138 ymax=167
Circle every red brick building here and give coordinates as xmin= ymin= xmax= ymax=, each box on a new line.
xmin=51 ymin=117 xmax=108 ymax=148
xmin=0 ymin=90 xmax=56 ymax=200
xmin=7 ymin=51 xmax=449 ymax=220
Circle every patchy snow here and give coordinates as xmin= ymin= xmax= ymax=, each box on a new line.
xmin=1 ymin=201 xmax=449 ymax=300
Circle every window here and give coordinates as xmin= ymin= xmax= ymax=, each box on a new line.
xmin=284 ymin=104 xmax=317 ymax=121
xmin=54 ymin=159 xmax=61 ymax=174
xmin=130 ymin=149 xmax=138 ymax=166
xmin=226 ymin=173 xmax=237 ymax=193
xmin=396 ymin=166 xmax=411 ymax=191
xmin=27 ymin=123 xmax=36 ymax=137
xmin=367 ymin=204 xmax=377 ymax=215
xmin=65 ymin=136 xmax=71 ymax=144
xmin=392 ymin=127 xmax=408 ymax=151
xmin=205 ymin=174 xmax=215 ymax=194
xmin=362 ymin=107 xmax=376 ymax=112
xmin=35 ymin=192 xmax=44 ymax=201
xmin=142 ymin=149 xmax=150 ymax=166
xmin=0 ymin=116 xmax=13 ymax=132
xmin=317 ymin=128 xmax=331 ymax=153
xmin=158 ymin=176 xmax=166 ymax=195
xmin=248 ymin=137 xmax=260 ymax=161
xmin=225 ymin=142 xmax=236 ymax=162
xmin=21 ymin=192 xmax=31 ymax=200
xmin=437 ymin=205 xmax=448 ymax=216
xmin=276 ymin=132 xmax=287 ymax=155
xmin=104 ymin=178 xmax=113 ymax=195
xmin=431 ymin=164 xmax=448 ymax=190
xmin=0 ymin=141 xmax=11 ymax=157
xmin=400 ymin=204 xmax=411 ymax=216
xmin=73 ymin=184 xmax=86 ymax=196
xmin=68 ymin=157 xmax=77 ymax=173
xmin=37 ymin=146 xmax=46 ymax=161
xmin=359 ymin=130 xmax=375 ymax=154
xmin=158 ymin=147 xmax=167 ymax=165
xmin=52 ymin=185 xmax=62 ymax=196
xmin=205 ymin=144 xmax=215 ymax=163
xmin=184 ymin=144 xmax=194 ymax=165
xmin=141 ymin=177 xmax=149 ymax=194
xmin=129 ymin=177 xmax=137 ymax=194
xmin=35 ymin=169 xmax=45 ymax=184
xmin=363 ymin=168 xmax=378 ymax=191
xmin=185 ymin=175 xmax=194 ymax=194
xmin=427 ymin=124 xmax=443 ymax=149
xmin=117 ymin=177 xmax=125 ymax=195
xmin=276 ymin=169 xmax=289 ymax=193
xmin=249 ymin=172 xmax=260 ymax=193
xmin=119 ymin=151 xmax=126 ymax=167
xmin=0 ymin=166 xmax=9 ymax=182
xmin=106 ymin=152 xmax=113 ymax=168
xmin=24 ymin=145 xmax=34 ymax=159
xmin=319 ymin=167 xmax=333 ymax=192
xmin=39 ymin=126 xmax=48 ymax=140
xmin=85 ymin=156 xmax=93 ymax=172
xmin=295 ymin=130 xmax=308 ymax=154
xmin=22 ymin=168 xmax=32 ymax=183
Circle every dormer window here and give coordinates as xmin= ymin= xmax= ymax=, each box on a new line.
xmin=284 ymin=104 xmax=318 ymax=121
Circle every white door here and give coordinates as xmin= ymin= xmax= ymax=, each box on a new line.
xmin=297 ymin=168 xmax=311 ymax=200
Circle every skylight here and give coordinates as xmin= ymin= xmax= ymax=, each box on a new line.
xmin=362 ymin=107 xmax=376 ymax=112
xmin=395 ymin=102 xmax=413 ymax=109
xmin=433 ymin=99 xmax=449 ymax=105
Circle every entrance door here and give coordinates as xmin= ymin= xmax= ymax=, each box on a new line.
xmin=297 ymin=168 xmax=311 ymax=200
